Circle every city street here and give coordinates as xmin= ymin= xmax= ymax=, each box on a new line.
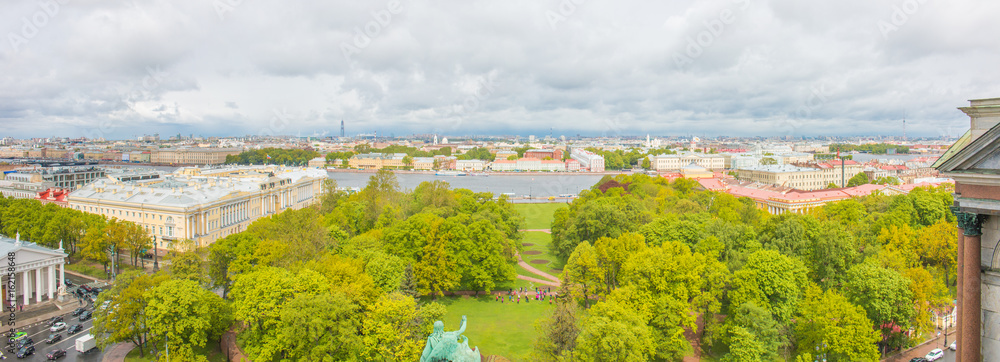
xmin=5 ymin=304 xmax=101 ymax=362
xmin=1 ymin=272 xmax=112 ymax=361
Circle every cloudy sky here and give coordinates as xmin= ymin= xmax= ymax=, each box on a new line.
xmin=1 ymin=0 xmax=998 ymax=139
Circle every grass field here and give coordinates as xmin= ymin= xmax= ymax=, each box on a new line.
xmin=66 ymin=259 xmax=144 ymax=280
xmin=520 ymin=232 xmax=564 ymax=275
xmin=124 ymin=341 xmax=225 ymax=362
xmin=513 ymin=203 xmax=567 ymax=230
xmin=428 ymin=295 xmax=555 ymax=361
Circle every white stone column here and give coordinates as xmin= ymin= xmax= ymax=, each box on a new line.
xmin=35 ymin=268 xmax=42 ymax=303
xmin=47 ymin=265 xmax=54 ymax=300
xmin=22 ymin=271 xmax=29 ymax=306
xmin=59 ymin=263 xmax=65 ymax=292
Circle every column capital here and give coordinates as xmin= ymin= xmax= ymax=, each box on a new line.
xmin=952 ymin=206 xmax=988 ymax=236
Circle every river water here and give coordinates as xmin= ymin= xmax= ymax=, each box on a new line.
xmin=327 ymin=172 xmax=606 ymax=198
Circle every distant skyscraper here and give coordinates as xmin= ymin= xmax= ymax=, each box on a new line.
xmin=340 ymin=120 xmax=345 ymax=138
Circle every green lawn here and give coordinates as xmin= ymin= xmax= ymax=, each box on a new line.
xmin=66 ymin=258 xmax=145 ymax=280
xmin=124 ymin=340 xmax=226 ymax=362
xmin=520 ymin=232 xmax=564 ymax=276
xmin=513 ymin=203 xmax=567 ymax=230
xmin=426 ymin=294 xmax=555 ymax=361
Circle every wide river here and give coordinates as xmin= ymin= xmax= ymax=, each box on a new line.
xmin=327 ymin=171 xmax=607 ymax=198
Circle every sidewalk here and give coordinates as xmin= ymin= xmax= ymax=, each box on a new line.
xmin=12 ymin=294 xmax=83 ymax=330
xmin=102 ymin=342 xmax=136 ymax=362
xmin=882 ymin=329 xmax=956 ymax=361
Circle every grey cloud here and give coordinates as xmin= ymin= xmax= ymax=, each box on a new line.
xmin=0 ymin=0 xmax=996 ymax=138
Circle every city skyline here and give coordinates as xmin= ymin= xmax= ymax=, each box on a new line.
xmin=3 ymin=1 xmax=998 ymax=139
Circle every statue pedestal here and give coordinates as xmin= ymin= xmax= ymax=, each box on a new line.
xmin=57 ymin=286 xmax=68 ymax=302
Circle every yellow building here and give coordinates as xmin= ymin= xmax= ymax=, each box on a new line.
xmin=150 ymin=147 xmax=243 ymax=165
xmin=650 ymin=153 xmax=725 ymax=171
xmin=348 ymin=153 xmax=407 ymax=169
xmin=736 ymin=161 xmax=864 ymax=190
xmin=68 ymin=166 xmax=326 ymax=249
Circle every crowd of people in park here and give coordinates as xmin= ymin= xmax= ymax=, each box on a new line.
xmin=495 ymin=286 xmax=556 ymax=304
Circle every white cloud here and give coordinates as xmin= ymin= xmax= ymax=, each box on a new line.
xmin=0 ymin=0 xmax=996 ymax=138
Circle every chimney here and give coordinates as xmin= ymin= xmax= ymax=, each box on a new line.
xmin=960 ymin=97 xmax=1000 ymax=141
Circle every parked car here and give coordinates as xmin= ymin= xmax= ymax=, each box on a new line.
xmin=63 ymin=279 xmax=73 ymax=286
xmin=950 ymin=341 xmax=957 ymax=351
xmin=49 ymin=316 xmax=63 ymax=326
xmin=67 ymin=324 xmax=83 ymax=335
xmin=45 ymin=334 xmax=61 ymax=344
xmin=49 ymin=322 xmax=67 ymax=332
xmin=925 ymin=348 xmax=945 ymax=361
xmin=100 ymin=301 xmax=110 ymax=311
xmin=16 ymin=346 xmax=34 ymax=359
xmin=72 ymin=307 xmax=86 ymax=316
xmin=78 ymin=311 xmax=92 ymax=321
xmin=46 ymin=349 xmax=66 ymax=360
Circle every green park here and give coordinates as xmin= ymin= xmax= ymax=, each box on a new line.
xmin=0 ymin=171 xmax=960 ymax=361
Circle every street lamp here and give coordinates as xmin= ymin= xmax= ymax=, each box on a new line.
xmin=153 ymin=236 xmax=159 ymax=272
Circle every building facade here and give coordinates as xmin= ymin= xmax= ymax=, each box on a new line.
xmin=348 ymin=153 xmax=407 ymax=169
xmin=0 ymin=166 xmax=106 ymax=198
xmin=736 ymin=161 xmax=864 ymax=190
xmin=0 ymin=234 xmax=67 ymax=307
xmin=150 ymin=148 xmax=242 ymax=165
xmin=934 ymin=97 xmax=1000 ymax=361
xmin=68 ymin=166 xmax=326 ymax=249
xmin=650 ymin=153 xmax=725 ymax=171
xmin=570 ymin=149 xmax=605 ymax=172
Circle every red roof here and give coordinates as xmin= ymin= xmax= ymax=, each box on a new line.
xmin=697 ymin=178 xmax=728 ymax=191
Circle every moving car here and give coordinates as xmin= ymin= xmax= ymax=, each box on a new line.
xmin=950 ymin=341 xmax=957 ymax=351
xmin=49 ymin=316 xmax=63 ymax=326
xmin=16 ymin=346 xmax=34 ymax=359
xmin=67 ymin=324 xmax=83 ymax=335
xmin=49 ymin=322 xmax=67 ymax=332
xmin=46 ymin=349 xmax=66 ymax=360
xmin=45 ymin=334 xmax=61 ymax=344
xmin=78 ymin=311 xmax=92 ymax=321
xmin=909 ymin=358 xmax=928 ymax=362
xmin=72 ymin=307 xmax=86 ymax=316
xmin=64 ymin=279 xmax=73 ymax=286
xmin=925 ymin=348 xmax=945 ymax=361
xmin=16 ymin=338 xmax=33 ymax=349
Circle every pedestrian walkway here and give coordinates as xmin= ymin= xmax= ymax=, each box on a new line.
xmin=515 ymin=252 xmax=560 ymax=284
xmin=516 ymin=274 xmax=559 ymax=287
xmin=102 ymin=342 xmax=135 ymax=362
xmin=882 ymin=329 xmax=956 ymax=361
